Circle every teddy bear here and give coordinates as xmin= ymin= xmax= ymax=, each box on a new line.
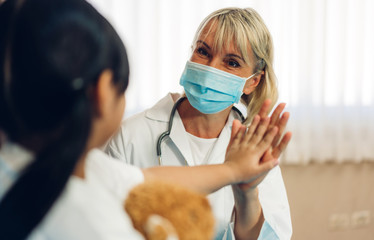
xmin=125 ymin=180 xmax=215 ymax=240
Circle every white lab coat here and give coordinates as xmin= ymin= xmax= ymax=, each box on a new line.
xmin=106 ymin=92 xmax=292 ymax=240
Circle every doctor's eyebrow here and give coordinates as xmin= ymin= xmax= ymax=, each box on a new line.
xmin=197 ymin=40 xmax=211 ymax=50
xmin=196 ymin=40 xmax=244 ymax=61
xmin=225 ymin=53 xmax=244 ymax=61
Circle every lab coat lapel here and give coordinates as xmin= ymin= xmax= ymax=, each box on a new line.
xmin=145 ymin=93 xmax=194 ymax=166
xmin=168 ymin=110 xmax=195 ymax=166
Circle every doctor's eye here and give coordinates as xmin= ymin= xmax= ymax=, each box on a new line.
xmin=226 ymin=59 xmax=241 ymax=68
xmin=197 ymin=47 xmax=210 ymax=58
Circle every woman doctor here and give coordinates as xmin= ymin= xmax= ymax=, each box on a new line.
xmin=106 ymin=7 xmax=292 ymax=240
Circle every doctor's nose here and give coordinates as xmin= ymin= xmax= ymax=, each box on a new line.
xmin=206 ymin=58 xmax=223 ymax=71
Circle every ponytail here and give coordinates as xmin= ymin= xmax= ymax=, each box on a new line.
xmin=0 ymin=95 xmax=92 ymax=239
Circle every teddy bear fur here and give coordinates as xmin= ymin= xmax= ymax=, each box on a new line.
xmin=125 ymin=180 xmax=215 ymax=240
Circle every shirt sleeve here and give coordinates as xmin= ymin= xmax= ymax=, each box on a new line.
xmin=216 ymin=220 xmax=279 ymax=240
xmin=258 ymin=166 xmax=292 ymax=240
xmin=85 ymin=149 xmax=145 ymax=201
xmin=215 ymin=222 xmax=235 ymax=240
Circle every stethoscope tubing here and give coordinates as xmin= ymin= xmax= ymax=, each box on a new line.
xmin=156 ymin=96 xmax=245 ymax=165
xmin=156 ymin=96 xmax=186 ymax=165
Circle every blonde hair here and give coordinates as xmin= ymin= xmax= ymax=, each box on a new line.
xmin=192 ymin=8 xmax=278 ymax=124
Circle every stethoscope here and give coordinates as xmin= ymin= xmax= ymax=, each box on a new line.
xmin=156 ymin=96 xmax=246 ymax=165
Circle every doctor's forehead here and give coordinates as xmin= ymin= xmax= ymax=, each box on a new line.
xmin=196 ymin=20 xmax=252 ymax=61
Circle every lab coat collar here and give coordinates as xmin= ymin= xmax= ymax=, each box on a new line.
xmin=144 ymin=92 xmax=195 ymax=166
xmin=145 ymin=93 xmax=182 ymax=122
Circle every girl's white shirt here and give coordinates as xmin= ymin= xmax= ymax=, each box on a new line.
xmin=0 ymin=142 xmax=144 ymax=240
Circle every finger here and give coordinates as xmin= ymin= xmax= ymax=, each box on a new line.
xmin=230 ymin=126 xmax=246 ymax=148
xmin=271 ymin=112 xmax=290 ymax=147
xmin=250 ymin=117 xmax=271 ymax=145
xmin=257 ymin=99 xmax=272 ymax=118
xmin=231 ymin=119 xmax=243 ymax=135
xmin=258 ymin=158 xmax=279 ymax=173
xmin=269 ymin=103 xmax=286 ymax=127
xmin=261 ymin=149 xmax=272 ymax=162
xmin=228 ymin=119 xmax=245 ymax=148
xmin=272 ymin=132 xmax=292 ymax=158
xmin=257 ymin=126 xmax=279 ymax=151
xmin=278 ymin=112 xmax=290 ymax=130
xmin=243 ymin=115 xmax=260 ymax=142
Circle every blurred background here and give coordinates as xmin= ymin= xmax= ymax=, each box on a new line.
xmin=88 ymin=0 xmax=374 ymax=239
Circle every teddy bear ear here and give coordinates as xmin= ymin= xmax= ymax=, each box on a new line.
xmin=144 ymin=214 xmax=179 ymax=240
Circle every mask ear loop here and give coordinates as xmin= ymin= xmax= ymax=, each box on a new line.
xmin=248 ymin=58 xmax=266 ymax=82
xmin=244 ymin=72 xmax=258 ymax=81
xmin=243 ymin=58 xmax=266 ymax=82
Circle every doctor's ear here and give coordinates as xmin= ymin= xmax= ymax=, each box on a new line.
xmin=243 ymin=71 xmax=264 ymax=95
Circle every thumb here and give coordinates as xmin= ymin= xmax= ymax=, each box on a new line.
xmin=228 ymin=119 xmax=244 ymax=148
xmin=261 ymin=149 xmax=273 ymax=162
xmin=258 ymin=159 xmax=279 ymax=173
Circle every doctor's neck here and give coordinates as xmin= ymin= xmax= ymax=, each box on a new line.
xmin=177 ymin=99 xmax=231 ymax=139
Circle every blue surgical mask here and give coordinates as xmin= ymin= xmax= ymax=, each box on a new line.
xmin=179 ymin=61 xmax=257 ymax=114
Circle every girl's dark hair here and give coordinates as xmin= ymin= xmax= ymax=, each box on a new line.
xmin=0 ymin=0 xmax=129 ymax=238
